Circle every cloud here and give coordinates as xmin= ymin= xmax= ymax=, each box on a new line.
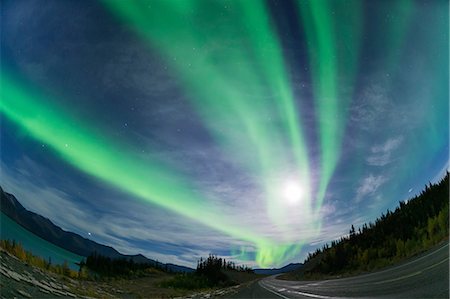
xmin=366 ymin=136 xmax=403 ymax=166
xmin=349 ymin=79 xmax=392 ymax=131
xmin=355 ymin=174 xmax=387 ymax=202
xmin=371 ymin=137 xmax=403 ymax=153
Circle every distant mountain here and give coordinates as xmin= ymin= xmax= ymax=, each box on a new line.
xmin=254 ymin=262 xmax=303 ymax=275
xmin=0 ymin=186 xmax=194 ymax=273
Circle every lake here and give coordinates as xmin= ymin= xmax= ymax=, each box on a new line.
xmin=0 ymin=212 xmax=84 ymax=270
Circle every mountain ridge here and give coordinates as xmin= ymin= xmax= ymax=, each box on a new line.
xmin=254 ymin=262 xmax=303 ymax=275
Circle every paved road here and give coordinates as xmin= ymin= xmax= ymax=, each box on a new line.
xmin=233 ymin=243 xmax=449 ymax=299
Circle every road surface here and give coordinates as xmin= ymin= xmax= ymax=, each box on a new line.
xmin=232 ymin=243 xmax=449 ymax=298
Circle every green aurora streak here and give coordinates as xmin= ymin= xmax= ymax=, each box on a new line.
xmin=1 ymin=74 xmax=297 ymax=267
xmin=297 ymin=0 xmax=362 ymax=212
xmin=0 ymin=0 xmax=428 ymax=267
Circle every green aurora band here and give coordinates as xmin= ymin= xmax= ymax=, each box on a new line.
xmin=0 ymin=0 xmax=428 ymax=267
xmin=1 ymin=74 xmax=297 ymax=267
xmin=297 ymin=0 xmax=362 ymax=213
xmin=296 ymin=0 xmax=414 ymax=215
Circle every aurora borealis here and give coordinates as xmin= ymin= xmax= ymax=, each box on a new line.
xmin=1 ymin=0 xmax=448 ymax=268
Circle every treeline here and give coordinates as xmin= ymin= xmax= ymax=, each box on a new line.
xmin=162 ymin=254 xmax=253 ymax=290
xmin=0 ymin=239 xmax=79 ymax=278
xmin=197 ymin=254 xmax=253 ymax=274
xmin=305 ymin=172 xmax=449 ymax=276
xmin=84 ymin=252 xmax=168 ymax=278
xmin=196 ymin=254 xmax=253 ymax=285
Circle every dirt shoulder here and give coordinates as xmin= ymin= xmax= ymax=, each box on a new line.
xmin=0 ymin=248 xmax=124 ymax=298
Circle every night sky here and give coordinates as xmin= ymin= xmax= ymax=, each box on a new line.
xmin=1 ymin=0 xmax=448 ymax=268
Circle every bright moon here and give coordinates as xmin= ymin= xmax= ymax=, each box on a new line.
xmin=282 ymin=180 xmax=304 ymax=204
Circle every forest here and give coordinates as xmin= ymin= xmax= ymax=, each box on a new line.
xmin=303 ymin=172 xmax=449 ymax=277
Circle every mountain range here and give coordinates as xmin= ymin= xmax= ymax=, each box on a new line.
xmin=254 ymin=263 xmax=303 ymax=275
